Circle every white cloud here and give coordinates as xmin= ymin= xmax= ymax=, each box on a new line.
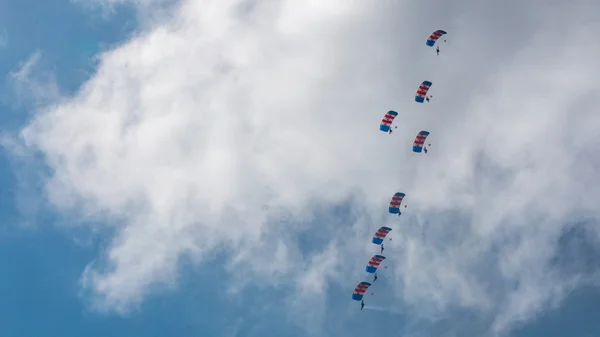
xmin=11 ymin=0 xmax=600 ymax=335
xmin=9 ymin=51 xmax=42 ymax=84
xmin=70 ymin=0 xmax=181 ymax=28
xmin=6 ymin=50 xmax=62 ymax=109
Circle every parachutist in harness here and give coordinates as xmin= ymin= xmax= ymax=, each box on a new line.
xmin=361 ymin=300 xmax=364 ymax=310
xmin=436 ymin=46 xmax=439 ymax=55
xmin=380 ymin=244 xmax=384 ymax=254
xmin=424 ymin=147 xmax=428 ymax=154
xmin=373 ymin=273 xmax=378 ymax=282
xmin=425 ymin=96 xmax=430 ymax=102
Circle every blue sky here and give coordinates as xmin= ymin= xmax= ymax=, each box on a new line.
xmin=1 ymin=0 xmax=600 ymax=336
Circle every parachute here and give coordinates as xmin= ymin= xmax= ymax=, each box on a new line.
xmin=426 ymin=30 xmax=447 ymax=47
xmin=352 ymin=281 xmax=372 ymax=301
xmin=372 ymin=226 xmax=392 ymax=245
xmin=415 ymin=81 xmax=432 ymax=103
xmin=380 ymin=110 xmax=398 ymax=132
xmin=413 ymin=131 xmax=430 ymax=153
xmin=350 ymin=27 xmax=448 ymax=308
xmin=389 ymin=192 xmax=406 ymax=214
xmin=366 ymin=255 xmax=386 ymax=274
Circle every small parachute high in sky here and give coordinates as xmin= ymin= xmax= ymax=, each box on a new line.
xmin=388 ymin=192 xmax=406 ymax=214
xmin=372 ymin=227 xmax=392 ymax=245
xmin=415 ymin=81 xmax=432 ymax=103
xmin=380 ymin=110 xmax=398 ymax=132
xmin=366 ymin=255 xmax=386 ymax=274
xmin=426 ymin=30 xmax=447 ymax=47
xmin=413 ymin=131 xmax=430 ymax=153
xmin=352 ymin=281 xmax=372 ymax=301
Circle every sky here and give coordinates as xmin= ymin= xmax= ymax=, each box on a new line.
xmin=1 ymin=0 xmax=600 ymax=336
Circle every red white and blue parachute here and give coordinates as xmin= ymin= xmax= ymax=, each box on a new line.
xmin=415 ymin=81 xmax=432 ymax=103
xmin=372 ymin=226 xmax=392 ymax=245
xmin=426 ymin=30 xmax=447 ymax=47
xmin=352 ymin=281 xmax=372 ymax=301
xmin=389 ymin=192 xmax=406 ymax=214
xmin=366 ymin=255 xmax=386 ymax=274
xmin=413 ymin=131 xmax=430 ymax=153
xmin=380 ymin=110 xmax=398 ymax=132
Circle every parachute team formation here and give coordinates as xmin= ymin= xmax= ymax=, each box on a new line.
xmin=353 ymin=29 xmax=447 ymax=311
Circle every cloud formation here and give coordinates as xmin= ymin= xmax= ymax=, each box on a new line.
xmin=6 ymin=50 xmax=62 ymax=109
xmin=11 ymin=0 xmax=600 ymax=335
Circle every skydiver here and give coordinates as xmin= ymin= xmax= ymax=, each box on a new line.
xmin=436 ymin=46 xmax=440 ymax=55
xmin=373 ymin=273 xmax=378 ymax=282
xmin=424 ymin=147 xmax=428 ymax=154
xmin=361 ymin=300 xmax=365 ymax=310
xmin=388 ymin=129 xmax=392 ymax=134
xmin=425 ymin=96 xmax=430 ymax=102
xmin=380 ymin=244 xmax=384 ymax=254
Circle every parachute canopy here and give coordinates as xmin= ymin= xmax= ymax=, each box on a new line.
xmin=389 ymin=192 xmax=406 ymax=214
xmin=380 ymin=110 xmax=398 ymax=132
xmin=372 ymin=226 xmax=392 ymax=245
xmin=352 ymin=281 xmax=372 ymax=301
xmin=366 ymin=255 xmax=386 ymax=274
xmin=413 ymin=130 xmax=430 ymax=153
xmin=426 ymin=30 xmax=447 ymax=47
xmin=415 ymin=81 xmax=432 ymax=103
